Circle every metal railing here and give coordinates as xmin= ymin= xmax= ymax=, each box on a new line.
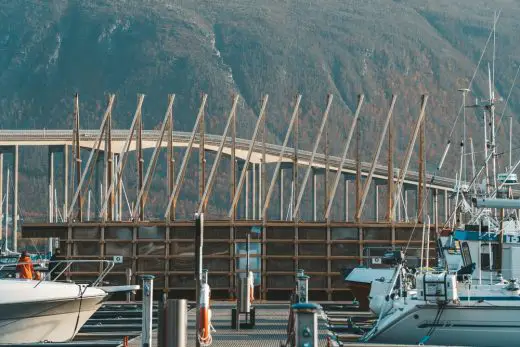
xmin=0 ymin=259 xmax=115 ymax=287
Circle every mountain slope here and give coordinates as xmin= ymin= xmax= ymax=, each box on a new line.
xmin=1 ymin=0 xmax=520 ymax=219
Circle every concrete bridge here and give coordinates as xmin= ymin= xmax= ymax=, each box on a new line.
xmin=0 ymin=92 xmax=457 ymax=301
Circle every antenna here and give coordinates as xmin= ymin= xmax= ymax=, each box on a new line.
xmin=510 ymin=113 xmax=513 ymax=169
xmin=492 ymin=10 xmax=497 ymax=98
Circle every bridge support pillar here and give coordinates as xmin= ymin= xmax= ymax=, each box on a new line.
xmin=374 ymin=184 xmax=379 ymax=221
xmin=343 ymin=174 xmax=355 ymax=222
xmin=258 ymin=162 xmax=262 ymax=220
xmin=252 ymin=163 xmax=256 ymax=220
xmin=433 ymin=189 xmax=438 ymax=233
xmin=63 ymin=144 xmax=68 ymax=220
xmin=245 ymin=162 xmax=249 ymax=220
xmin=279 ymin=167 xmax=284 ymax=220
xmin=94 ymin=152 xmax=105 ymax=221
xmin=48 ymin=148 xmax=55 ymax=223
xmin=237 ymin=160 xmax=259 ymax=220
xmin=0 ymin=146 xmax=19 ymax=252
xmin=13 ymin=145 xmax=18 ymax=252
xmin=403 ymin=184 xmax=418 ymax=222
xmin=344 ymin=177 xmax=349 ymax=222
xmin=47 ymin=145 xmax=70 ymax=226
xmin=444 ymin=189 xmax=449 ymax=224
xmin=0 ymin=152 xmax=2 ymax=250
xmin=312 ymin=169 xmax=317 ymax=221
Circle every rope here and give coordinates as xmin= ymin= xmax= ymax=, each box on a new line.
xmin=418 ymin=303 xmax=446 ymax=345
xmin=72 ymin=283 xmax=89 ymax=339
xmin=198 ymin=288 xmax=213 ymax=346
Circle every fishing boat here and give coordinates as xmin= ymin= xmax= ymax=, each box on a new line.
xmin=0 ymin=259 xmax=139 ymax=344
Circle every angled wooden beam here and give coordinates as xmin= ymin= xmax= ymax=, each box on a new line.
xmin=164 ymin=94 xmax=208 ymax=218
xmin=68 ymin=94 xmax=115 ymax=221
xmin=418 ymin=111 xmax=426 ymax=223
xmin=355 ymin=126 xmax=361 ymax=222
xmin=227 ymin=95 xmax=269 ymax=218
xmin=262 ymin=95 xmax=302 ymax=219
xmin=230 ymin=97 xmax=237 ymax=220
xmin=386 ymin=104 xmax=395 ymax=221
xmin=100 ymin=94 xmax=144 ymax=220
xmin=325 ymin=94 xmax=364 ymax=220
xmin=356 ymin=94 xmax=397 ymax=220
xmin=198 ymin=94 xmax=240 ymax=214
xmin=261 ymin=108 xmax=267 ymax=222
xmin=72 ymin=94 xmax=82 ymax=221
xmin=133 ymin=95 xmax=175 ymax=219
xmin=391 ymin=94 xmax=428 ymax=218
xmin=293 ymin=94 xmax=333 ymax=220
xmin=199 ymin=99 xmax=205 ymax=203
xmin=104 ymin=101 xmax=113 ymax=220
xmin=136 ymin=101 xmax=144 ymax=221
xmin=292 ymin=96 xmax=299 ymax=221
xmin=167 ymin=96 xmax=175 ymax=221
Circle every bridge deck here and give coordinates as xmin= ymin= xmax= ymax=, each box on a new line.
xmin=0 ymin=129 xmax=455 ymax=190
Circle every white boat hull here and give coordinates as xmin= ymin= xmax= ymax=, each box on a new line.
xmin=370 ymin=304 xmax=520 ymax=347
xmin=0 ymin=279 xmax=108 ymax=344
xmin=0 ymin=298 xmax=104 ymax=344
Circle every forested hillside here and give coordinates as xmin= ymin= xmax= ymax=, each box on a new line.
xmin=1 ymin=0 xmax=519 ymax=219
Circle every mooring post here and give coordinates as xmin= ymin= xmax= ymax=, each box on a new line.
xmin=126 ymin=268 xmax=133 ymax=303
xmin=158 ymin=291 xmax=166 ymax=347
xmin=141 ymin=274 xmax=154 ymax=347
xmin=293 ymin=302 xmax=319 ymax=347
xmin=166 ymin=299 xmax=188 ymax=347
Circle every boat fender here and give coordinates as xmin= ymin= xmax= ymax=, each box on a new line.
xmin=198 ymin=283 xmax=213 ymax=346
xmin=249 ymin=271 xmax=255 ymax=304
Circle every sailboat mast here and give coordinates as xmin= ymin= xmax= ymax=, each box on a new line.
xmin=509 ymin=115 xmax=513 ymax=169
xmin=483 ymin=104 xmax=489 ymax=194
xmin=463 ymin=92 xmax=467 ymax=183
xmin=488 ymin=63 xmax=498 ymax=193
xmin=492 ymin=10 xmax=496 ymax=97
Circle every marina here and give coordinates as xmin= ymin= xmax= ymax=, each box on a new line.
xmin=1 ymin=5 xmax=520 ymax=347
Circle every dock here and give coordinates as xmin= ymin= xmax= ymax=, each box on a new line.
xmin=3 ymin=300 xmax=467 ymax=347
xmin=128 ymin=302 xmax=331 ymax=347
